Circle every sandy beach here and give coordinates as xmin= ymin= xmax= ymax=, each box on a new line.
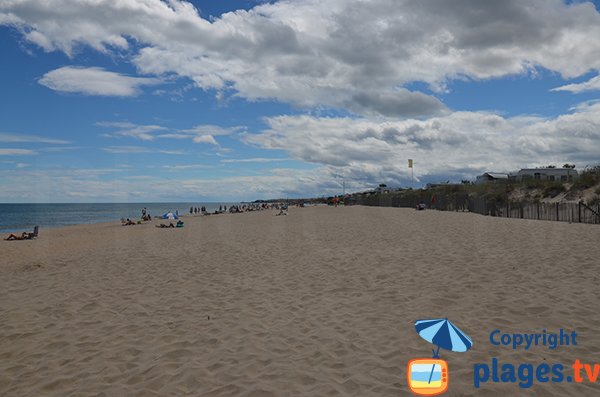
xmin=2 ymin=205 xmax=600 ymax=396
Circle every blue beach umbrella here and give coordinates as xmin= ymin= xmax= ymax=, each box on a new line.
xmin=415 ymin=318 xmax=472 ymax=357
xmin=415 ymin=318 xmax=473 ymax=384
xmin=162 ymin=212 xmax=179 ymax=220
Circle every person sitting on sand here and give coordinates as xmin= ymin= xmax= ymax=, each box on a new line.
xmin=123 ymin=218 xmax=136 ymax=226
xmin=176 ymin=220 xmax=184 ymax=227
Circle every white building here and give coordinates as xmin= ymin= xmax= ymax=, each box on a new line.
xmin=515 ymin=168 xmax=578 ymax=182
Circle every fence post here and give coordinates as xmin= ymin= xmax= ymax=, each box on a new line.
xmin=579 ymin=201 xmax=581 ymax=223
xmin=520 ymin=205 xmax=524 ymax=219
xmin=556 ymin=202 xmax=559 ymax=221
xmin=537 ymin=202 xmax=540 ymax=220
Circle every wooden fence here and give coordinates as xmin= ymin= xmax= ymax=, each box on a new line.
xmin=355 ymin=193 xmax=600 ymax=225
xmin=492 ymin=201 xmax=600 ymax=224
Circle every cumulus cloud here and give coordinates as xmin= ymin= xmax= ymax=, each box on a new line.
xmin=39 ymin=66 xmax=161 ymax=96
xmin=4 ymin=0 xmax=600 ymax=116
xmin=551 ymin=74 xmax=600 ymax=93
xmin=246 ymin=102 xmax=600 ymax=185
xmin=3 ymin=94 xmax=599 ymax=201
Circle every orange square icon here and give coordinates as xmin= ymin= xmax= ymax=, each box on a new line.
xmin=407 ymin=358 xmax=449 ymax=396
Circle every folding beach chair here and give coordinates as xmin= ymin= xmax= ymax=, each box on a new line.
xmin=27 ymin=226 xmax=39 ymax=239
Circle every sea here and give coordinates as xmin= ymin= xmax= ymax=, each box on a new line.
xmin=0 ymin=202 xmax=240 ymax=233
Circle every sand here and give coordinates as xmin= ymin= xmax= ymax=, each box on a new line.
xmin=1 ymin=205 xmax=600 ymax=396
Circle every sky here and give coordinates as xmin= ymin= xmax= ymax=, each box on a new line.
xmin=1 ymin=0 xmax=600 ymax=202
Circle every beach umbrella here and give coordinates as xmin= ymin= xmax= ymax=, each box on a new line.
xmin=415 ymin=318 xmax=472 ymax=357
xmin=162 ymin=212 xmax=178 ymax=220
xmin=415 ymin=318 xmax=472 ymax=384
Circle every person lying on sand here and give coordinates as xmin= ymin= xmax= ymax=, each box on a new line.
xmin=4 ymin=232 xmax=29 ymax=240
xmin=155 ymin=222 xmax=175 ymax=228
xmin=4 ymin=226 xmax=38 ymax=240
xmin=122 ymin=218 xmax=136 ymax=226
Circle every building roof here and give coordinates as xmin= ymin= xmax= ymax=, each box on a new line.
xmin=482 ymin=172 xmax=509 ymax=179
xmin=518 ymin=168 xmax=575 ymax=172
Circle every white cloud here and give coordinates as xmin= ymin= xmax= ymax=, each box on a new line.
xmin=102 ymin=146 xmax=152 ymax=154
xmin=162 ymin=164 xmax=213 ymax=170
xmin=39 ymin=66 xmax=161 ymax=96
xmin=39 ymin=146 xmax=81 ymax=153
xmin=98 ymin=121 xmax=243 ymax=146
xmin=5 ymin=0 xmax=600 ymax=116
xmin=551 ymin=74 xmax=600 ymax=93
xmin=0 ymin=148 xmax=37 ymax=155
xmin=97 ymin=122 xmax=167 ymax=140
xmin=246 ymin=102 xmax=600 ymax=185
xmin=0 ymin=166 xmax=345 ymax=202
xmin=192 ymin=135 xmax=218 ymax=145
xmin=221 ymin=157 xmax=290 ymax=163
xmin=102 ymin=146 xmax=186 ymax=155
xmin=3 ymin=95 xmax=598 ymax=201
xmin=180 ymin=125 xmax=244 ymax=136
xmin=0 ymin=132 xmax=69 ymax=144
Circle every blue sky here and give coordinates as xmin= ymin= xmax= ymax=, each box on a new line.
xmin=1 ymin=0 xmax=600 ymax=202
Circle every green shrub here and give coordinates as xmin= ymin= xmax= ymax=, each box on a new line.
xmin=573 ymin=165 xmax=600 ymax=189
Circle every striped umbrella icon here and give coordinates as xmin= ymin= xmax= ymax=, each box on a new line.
xmin=415 ymin=318 xmax=472 ymax=384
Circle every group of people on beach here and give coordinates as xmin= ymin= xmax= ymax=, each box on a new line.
xmin=190 ymin=206 xmax=209 ymax=215
xmin=187 ymin=203 xmax=280 ymax=216
xmin=133 ymin=203 xmax=290 ymax=227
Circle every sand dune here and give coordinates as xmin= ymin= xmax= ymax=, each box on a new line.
xmin=2 ymin=206 xmax=600 ymax=396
